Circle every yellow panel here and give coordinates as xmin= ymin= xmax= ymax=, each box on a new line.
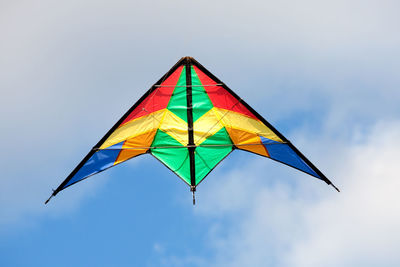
xmin=193 ymin=108 xmax=224 ymax=145
xmin=159 ymin=110 xmax=188 ymax=146
xmin=100 ymin=109 xmax=165 ymax=149
xmin=226 ymin=128 xmax=269 ymax=157
xmin=214 ymin=108 xmax=283 ymax=143
xmin=114 ymin=129 xmax=157 ymax=165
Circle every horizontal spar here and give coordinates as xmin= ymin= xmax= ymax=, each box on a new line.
xmin=94 ymin=142 xmax=287 ymax=151
xmin=154 ymin=84 xmax=223 ymax=88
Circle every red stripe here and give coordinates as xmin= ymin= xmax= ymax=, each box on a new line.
xmin=121 ymin=65 xmax=184 ymax=125
xmin=192 ymin=66 xmax=258 ymax=120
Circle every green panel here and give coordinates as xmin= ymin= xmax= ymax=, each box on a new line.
xmin=191 ymin=66 xmax=214 ymax=122
xmin=194 ymin=127 xmax=233 ymax=185
xmin=151 ymin=129 xmax=191 ymax=184
xmin=167 ymin=66 xmax=187 ymax=122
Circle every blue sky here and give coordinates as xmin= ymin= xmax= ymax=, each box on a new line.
xmin=1 ymin=1 xmax=400 ymax=266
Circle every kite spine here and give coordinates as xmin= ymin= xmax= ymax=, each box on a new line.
xmin=185 ymin=58 xmax=196 ymax=198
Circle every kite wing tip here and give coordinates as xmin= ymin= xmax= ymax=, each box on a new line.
xmin=44 ymin=194 xmax=54 ymax=205
xmin=330 ymin=183 xmax=340 ymax=192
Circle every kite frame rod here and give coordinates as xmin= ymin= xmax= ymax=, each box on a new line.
xmin=185 ymin=58 xmax=197 ymax=190
xmin=95 ymin=142 xmax=288 ymax=150
xmin=154 ymin=84 xmax=223 ymax=87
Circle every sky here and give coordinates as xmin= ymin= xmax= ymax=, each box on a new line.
xmin=1 ymin=0 xmax=400 ymax=266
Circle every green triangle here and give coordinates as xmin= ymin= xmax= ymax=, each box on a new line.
xmin=167 ymin=66 xmax=187 ymax=122
xmin=194 ymin=127 xmax=233 ymax=185
xmin=151 ymin=129 xmax=191 ymax=184
xmin=191 ymin=66 xmax=214 ymax=122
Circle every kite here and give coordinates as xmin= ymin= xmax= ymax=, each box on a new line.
xmin=45 ymin=57 xmax=339 ymax=204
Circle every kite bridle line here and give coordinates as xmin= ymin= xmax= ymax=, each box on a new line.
xmin=192 ymin=96 xmax=244 ymax=145
xmin=115 ymin=60 xmax=241 ymax=204
xmin=46 ymin=56 xmax=339 ymax=205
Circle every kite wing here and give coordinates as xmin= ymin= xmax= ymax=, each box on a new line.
xmin=46 ymin=57 xmax=338 ymax=204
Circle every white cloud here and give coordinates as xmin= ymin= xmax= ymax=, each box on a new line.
xmin=0 ymin=0 xmax=399 ymax=240
xmin=185 ymin=120 xmax=400 ymax=267
xmin=287 ymin=121 xmax=400 ymax=267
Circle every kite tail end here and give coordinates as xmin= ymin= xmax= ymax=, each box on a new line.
xmin=191 ymin=186 xmax=196 ymax=205
xmin=45 ymin=194 xmax=53 ymax=205
xmin=45 ymin=190 xmax=57 ymax=204
xmin=330 ymin=183 xmax=340 ymax=192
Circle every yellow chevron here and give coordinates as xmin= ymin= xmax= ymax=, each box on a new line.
xmin=100 ymin=106 xmax=282 ymax=150
xmin=214 ymin=107 xmax=283 ymax=143
xmin=159 ymin=109 xmax=188 ymax=145
xmin=100 ymin=109 xmax=165 ymax=149
xmin=193 ymin=108 xmax=224 ymax=145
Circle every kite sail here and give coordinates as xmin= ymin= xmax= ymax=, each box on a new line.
xmin=46 ymin=57 xmax=339 ymax=204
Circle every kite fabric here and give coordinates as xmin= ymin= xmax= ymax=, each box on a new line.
xmin=46 ymin=57 xmax=338 ymax=204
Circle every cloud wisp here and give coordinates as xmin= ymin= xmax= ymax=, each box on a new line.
xmin=184 ymin=120 xmax=400 ymax=267
xmin=1 ymin=1 xmax=399 ymax=248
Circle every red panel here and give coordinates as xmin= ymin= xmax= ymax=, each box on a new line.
xmin=120 ymin=65 xmax=184 ymax=126
xmin=192 ymin=66 xmax=258 ymax=120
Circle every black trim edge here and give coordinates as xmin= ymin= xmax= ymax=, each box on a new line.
xmin=45 ymin=57 xmax=187 ymax=204
xmin=190 ymin=57 xmax=339 ymax=192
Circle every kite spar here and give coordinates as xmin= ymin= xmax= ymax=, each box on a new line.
xmin=46 ymin=57 xmax=339 ymax=205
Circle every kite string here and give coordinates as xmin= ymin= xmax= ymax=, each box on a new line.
xmin=141 ymin=107 xmax=187 ymax=146
xmin=140 ymin=84 xmax=234 ymax=150
xmin=193 ymin=95 xmax=244 ymax=144
xmin=173 ymin=150 xmax=190 ymax=172
xmin=145 ymin=85 xmax=239 ymax=147
xmin=125 ymin=76 xmax=260 ymax=150
xmin=139 ymin=67 xmax=191 ymax=146
xmin=134 ymin=71 xmax=241 ymax=148
xmin=195 ymin=150 xmax=212 ymax=169
xmin=137 ymin=65 xmax=173 ymax=127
